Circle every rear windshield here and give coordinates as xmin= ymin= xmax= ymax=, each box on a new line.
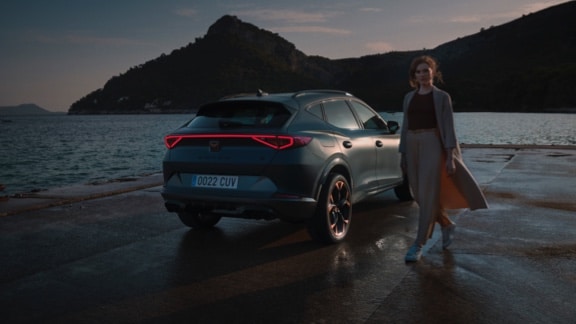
xmin=187 ymin=101 xmax=292 ymax=129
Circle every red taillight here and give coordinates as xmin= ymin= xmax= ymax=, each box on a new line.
xmin=163 ymin=134 xmax=312 ymax=150
xmin=251 ymin=135 xmax=312 ymax=149
xmin=164 ymin=135 xmax=183 ymax=149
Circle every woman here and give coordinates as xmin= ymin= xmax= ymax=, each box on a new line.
xmin=399 ymin=55 xmax=488 ymax=262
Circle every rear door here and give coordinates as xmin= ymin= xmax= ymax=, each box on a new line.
xmin=322 ymin=99 xmax=379 ymax=199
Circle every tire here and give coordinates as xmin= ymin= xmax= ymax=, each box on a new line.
xmin=307 ymin=173 xmax=352 ymax=243
xmin=394 ymin=175 xmax=413 ymax=201
xmin=177 ymin=211 xmax=222 ymax=228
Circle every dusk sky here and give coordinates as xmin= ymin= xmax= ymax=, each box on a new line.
xmin=0 ymin=0 xmax=568 ymax=112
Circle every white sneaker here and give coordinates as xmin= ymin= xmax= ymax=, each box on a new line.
xmin=405 ymin=244 xmax=422 ymax=262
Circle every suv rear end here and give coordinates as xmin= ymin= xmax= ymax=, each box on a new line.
xmin=162 ymin=93 xmax=334 ymax=222
xmin=161 ymin=90 xmax=411 ymax=243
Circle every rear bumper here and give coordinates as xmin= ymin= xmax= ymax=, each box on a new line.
xmin=161 ymin=187 xmax=317 ymax=221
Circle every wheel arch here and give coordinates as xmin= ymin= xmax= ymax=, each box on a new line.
xmin=315 ymin=156 xmax=352 ymax=202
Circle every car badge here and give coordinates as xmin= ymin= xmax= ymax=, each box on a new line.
xmin=209 ymin=140 xmax=221 ymax=152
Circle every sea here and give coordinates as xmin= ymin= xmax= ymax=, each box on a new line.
xmin=0 ymin=113 xmax=574 ymax=196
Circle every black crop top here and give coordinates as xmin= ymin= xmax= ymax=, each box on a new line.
xmin=407 ymin=92 xmax=437 ymax=130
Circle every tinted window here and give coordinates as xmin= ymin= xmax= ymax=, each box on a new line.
xmin=187 ymin=101 xmax=291 ymax=129
xmin=308 ymin=104 xmax=323 ymax=120
xmin=323 ymin=100 xmax=360 ymax=130
xmin=350 ymin=101 xmax=387 ymax=130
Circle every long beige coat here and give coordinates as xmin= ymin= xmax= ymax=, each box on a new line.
xmin=399 ymin=87 xmax=488 ymax=210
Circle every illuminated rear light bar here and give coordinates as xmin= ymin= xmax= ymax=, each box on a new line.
xmin=164 ymin=136 xmax=183 ymax=148
xmin=164 ymin=134 xmax=312 ymax=150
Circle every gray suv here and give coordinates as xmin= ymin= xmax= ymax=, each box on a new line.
xmin=162 ymin=90 xmax=411 ymax=243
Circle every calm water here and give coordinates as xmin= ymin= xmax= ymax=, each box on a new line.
xmin=0 ymin=113 xmax=574 ymax=195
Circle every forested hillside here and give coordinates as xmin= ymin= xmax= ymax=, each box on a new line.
xmin=69 ymin=1 xmax=576 ymax=114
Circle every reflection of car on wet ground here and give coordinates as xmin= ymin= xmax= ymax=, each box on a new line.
xmin=161 ymin=89 xmax=412 ymax=243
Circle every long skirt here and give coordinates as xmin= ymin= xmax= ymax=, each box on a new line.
xmin=406 ymin=128 xmax=450 ymax=246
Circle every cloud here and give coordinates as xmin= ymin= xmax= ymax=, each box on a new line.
xmin=232 ymin=9 xmax=339 ymax=24
xmin=447 ymin=14 xmax=485 ymax=23
xmin=174 ymin=8 xmax=197 ymax=18
xmin=521 ymin=0 xmax=566 ymax=13
xmin=446 ymin=0 xmax=566 ymax=24
xmin=408 ymin=0 xmax=566 ymax=26
xmin=231 ymin=8 xmax=350 ymax=35
xmin=359 ymin=8 xmax=382 ymax=13
xmin=271 ymin=26 xmax=351 ymax=35
xmin=365 ymin=41 xmax=394 ymax=53
xmin=448 ymin=10 xmax=527 ymax=24
xmin=232 ymin=8 xmax=350 ymax=35
xmin=408 ymin=13 xmax=492 ymax=25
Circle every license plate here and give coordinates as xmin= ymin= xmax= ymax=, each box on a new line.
xmin=191 ymin=174 xmax=238 ymax=189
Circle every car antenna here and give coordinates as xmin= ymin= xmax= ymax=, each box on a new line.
xmin=257 ymin=89 xmax=268 ymax=97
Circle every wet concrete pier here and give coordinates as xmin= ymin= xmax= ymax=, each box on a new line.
xmin=1 ymin=146 xmax=575 ymax=323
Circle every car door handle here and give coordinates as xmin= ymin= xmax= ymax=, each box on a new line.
xmin=375 ymin=140 xmax=383 ymax=147
xmin=343 ymin=141 xmax=353 ymax=148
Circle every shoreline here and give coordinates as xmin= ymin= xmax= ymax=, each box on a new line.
xmin=1 ymin=144 xmax=574 ymax=197
xmin=460 ymin=143 xmax=576 ymax=150
xmin=1 ymin=145 xmax=574 ymax=218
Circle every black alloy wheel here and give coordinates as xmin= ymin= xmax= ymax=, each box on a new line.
xmin=307 ymin=173 xmax=352 ymax=243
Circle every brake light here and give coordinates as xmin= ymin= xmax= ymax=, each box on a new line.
xmin=164 ymin=136 xmax=183 ymax=149
xmin=164 ymin=134 xmax=312 ymax=150
xmin=251 ymin=135 xmax=312 ymax=149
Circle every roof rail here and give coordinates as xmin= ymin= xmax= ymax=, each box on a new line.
xmin=292 ymin=89 xmax=353 ymax=98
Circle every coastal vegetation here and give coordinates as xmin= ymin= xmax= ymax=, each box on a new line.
xmin=68 ymin=2 xmax=576 ymax=114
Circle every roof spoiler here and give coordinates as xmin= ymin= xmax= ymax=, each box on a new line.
xmin=220 ymin=89 xmax=269 ymax=100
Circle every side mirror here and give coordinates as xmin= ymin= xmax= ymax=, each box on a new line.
xmin=387 ymin=121 xmax=400 ymax=134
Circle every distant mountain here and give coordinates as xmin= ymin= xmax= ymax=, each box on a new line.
xmin=69 ymin=15 xmax=336 ymax=115
xmin=0 ymin=104 xmax=53 ymax=116
xmin=69 ymin=1 xmax=576 ymax=114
